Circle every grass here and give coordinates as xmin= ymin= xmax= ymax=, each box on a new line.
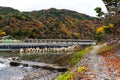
xmin=97 ymin=42 xmax=119 ymax=55
xmin=0 ymin=51 xmax=19 ymax=58
xmin=57 ymin=73 xmax=74 ymax=80
xmin=77 ymin=66 xmax=87 ymax=73
xmin=20 ymin=53 xmax=63 ymax=62
xmin=57 ymin=45 xmax=93 ymax=80
xmin=69 ymin=45 xmax=93 ymax=67
xmin=49 ymin=45 xmax=93 ymax=67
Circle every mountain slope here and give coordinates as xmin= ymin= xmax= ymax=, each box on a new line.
xmin=0 ymin=6 xmax=97 ymax=39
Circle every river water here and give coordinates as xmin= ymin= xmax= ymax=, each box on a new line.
xmin=0 ymin=64 xmax=33 ymax=80
xmin=0 ymin=56 xmax=34 ymax=80
xmin=0 ymin=51 xmax=66 ymax=80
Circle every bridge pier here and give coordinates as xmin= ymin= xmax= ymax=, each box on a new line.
xmin=18 ymin=45 xmax=79 ymax=55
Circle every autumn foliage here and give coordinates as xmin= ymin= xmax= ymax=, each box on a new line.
xmin=96 ymin=23 xmax=114 ymax=34
xmin=0 ymin=7 xmax=97 ymax=39
xmin=0 ymin=30 xmax=6 ymax=36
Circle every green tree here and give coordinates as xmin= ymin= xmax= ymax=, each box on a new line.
xmin=102 ymin=0 xmax=120 ymax=15
xmin=94 ymin=7 xmax=104 ymax=17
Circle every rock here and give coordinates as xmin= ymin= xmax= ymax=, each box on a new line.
xmin=10 ymin=61 xmax=20 ymax=66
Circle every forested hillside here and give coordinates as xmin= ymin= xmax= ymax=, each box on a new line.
xmin=0 ymin=6 xmax=98 ymax=39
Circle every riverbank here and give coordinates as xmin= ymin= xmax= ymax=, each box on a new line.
xmin=56 ymin=41 xmax=120 ymax=80
xmin=63 ymin=42 xmax=120 ymax=80
xmin=56 ymin=45 xmax=93 ymax=80
xmin=0 ymin=44 xmax=106 ymax=80
xmin=0 ymin=47 xmax=81 ymax=80
xmin=21 ymin=46 xmax=89 ymax=80
xmin=72 ymin=43 xmax=116 ymax=79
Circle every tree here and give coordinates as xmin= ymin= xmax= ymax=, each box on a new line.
xmin=102 ymin=0 xmax=120 ymax=15
xmin=95 ymin=0 xmax=120 ymax=17
xmin=94 ymin=7 xmax=104 ymax=17
xmin=94 ymin=0 xmax=120 ymax=40
xmin=96 ymin=23 xmax=114 ymax=34
xmin=102 ymin=0 xmax=120 ymax=37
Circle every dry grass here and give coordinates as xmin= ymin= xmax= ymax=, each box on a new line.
xmin=97 ymin=42 xmax=119 ymax=55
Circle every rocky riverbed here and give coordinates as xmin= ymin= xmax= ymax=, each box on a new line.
xmin=0 ymin=63 xmax=33 ymax=80
xmin=0 ymin=62 xmax=63 ymax=80
xmin=0 ymin=57 xmax=64 ymax=80
xmin=23 ymin=69 xmax=62 ymax=80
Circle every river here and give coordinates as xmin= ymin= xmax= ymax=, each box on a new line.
xmin=0 ymin=63 xmax=33 ymax=80
xmin=0 ymin=51 xmax=68 ymax=80
xmin=0 ymin=57 xmax=33 ymax=80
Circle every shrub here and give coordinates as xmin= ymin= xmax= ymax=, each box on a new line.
xmin=77 ymin=66 xmax=87 ymax=73
xmin=57 ymin=73 xmax=74 ymax=80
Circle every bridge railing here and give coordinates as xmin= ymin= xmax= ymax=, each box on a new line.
xmin=24 ymin=39 xmax=97 ymax=44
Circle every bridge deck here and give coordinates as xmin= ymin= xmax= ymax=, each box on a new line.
xmin=0 ymin=39 xmax=96 ymax=50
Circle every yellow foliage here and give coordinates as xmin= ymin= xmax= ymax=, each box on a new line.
xmin=1 ymin=32 xmax=6 ymax=35
xmin=103 ymin=25 xmax=109 ymax=28
xmin=96 ymin=27 xmax=104 ymax=34
xmin=77 ymin=66 xmax=87 ymax=73
xmin=0 ymin=30 xmax=6 ymax=36
xmin=96 ymin=23 xmax=114 ymax=34
xmin=109 ymin=23 xmax=114 ymax=28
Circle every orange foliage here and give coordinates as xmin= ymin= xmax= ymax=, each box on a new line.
xmin=59 ymin=23 xmax=71 ymax=35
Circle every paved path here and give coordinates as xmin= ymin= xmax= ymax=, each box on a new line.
xmin=72 ymin=43 xmax=117 ymax=80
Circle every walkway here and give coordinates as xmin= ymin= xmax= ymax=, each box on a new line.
xmin=72 ymin=43 xmax=117 ymax=80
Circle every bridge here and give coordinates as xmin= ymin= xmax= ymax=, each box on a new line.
xmin=25 ymin=39 xmax=96 ymax=45
xmin=0 ymin=39 xmax=97 ymax=51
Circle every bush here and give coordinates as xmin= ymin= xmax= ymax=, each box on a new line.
xmin=57 ymin=73 xmax=74 ymax=80
xmin=77 ymin=66 xmax=87 ymax=73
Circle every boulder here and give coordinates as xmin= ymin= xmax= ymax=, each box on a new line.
xmin=10 ymin=61 xmax=20 ymax=66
